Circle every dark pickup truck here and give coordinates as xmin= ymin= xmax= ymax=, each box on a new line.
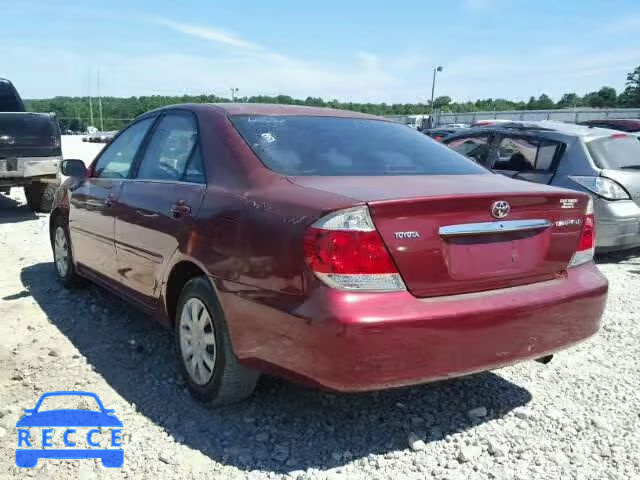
xmin=0 ymin=78 xmax=62 ymax=212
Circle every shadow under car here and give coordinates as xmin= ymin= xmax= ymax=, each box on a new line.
xmin=19 ymin=261 xmax=532 ymax=473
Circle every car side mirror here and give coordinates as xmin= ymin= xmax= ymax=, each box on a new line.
xmin=61 ymin=159 xmax=87 ymax=178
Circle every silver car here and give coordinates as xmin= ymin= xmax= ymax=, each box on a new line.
xmin=444 ymin=121 xmax=640 ymax=253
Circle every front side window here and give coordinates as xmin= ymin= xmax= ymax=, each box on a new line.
xmin=94 ymin=117 xmax=154 ymax=179
xmin=493 ymin=136 xmax=560 ymax=172
xmin=136 ymin=112 xmax=201 ymax=182
xmin=446 ymin=135 xmax=490 ymax=164
xmin=231 ymin=116 xmax=488 ymax=176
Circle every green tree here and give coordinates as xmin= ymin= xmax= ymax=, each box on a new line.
xmin=596 ymin=87 xmax=617 ymax=107
xmin=619 ymin=66 xmax=640 ymax=107
xmin=536 ymin=94 xmax=555 ymax=109
xmin=433 ymin=96 xmax=452 ymax=110
xmin=557 ymin=93 xmax=582 ymax=108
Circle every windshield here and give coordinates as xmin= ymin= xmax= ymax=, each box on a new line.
xmin=587 ymin=135 xmax=640 ymax=170
xmin=230 ymin=115 xmax=487 ymax=176
xmin=37 ymin=395 xmax=102 ymax=412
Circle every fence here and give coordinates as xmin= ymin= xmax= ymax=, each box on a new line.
xmin=386 ymin=108 xmax=640 ymax=127
xmin=57 ymin=108 xmax=640 ymax=132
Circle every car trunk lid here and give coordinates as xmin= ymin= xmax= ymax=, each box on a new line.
xmin=290 ymin=175 xmax=589 ymax=297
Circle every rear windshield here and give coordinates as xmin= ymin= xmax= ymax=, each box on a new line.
xmin=586 ymin=135 xmax=640 ymax=170
xmin=0 ymin=114 xmax=57 ymax=143
xmin=230 ymin=115 xmax=488 ymax=176
xmin=0 ymin=81 xmax=25 ymax=112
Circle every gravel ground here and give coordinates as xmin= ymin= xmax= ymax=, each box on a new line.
xmin=1 ymin=188 xmax=639 ymax=480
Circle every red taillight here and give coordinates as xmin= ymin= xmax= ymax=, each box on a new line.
xmin=569 ymin=199 xmax=595 ymax=267
xmin=577 ymin=213 xmax=595 ymax=252
xmin=303 ymin=206 xmax=406 ymax=291
xmin=611 ymin=133 xmax=627 ymax=139
xmin=434 ymin=135 xmax=443 ymax=142
xmin=304 ymin=228 xmax=397 ymax=274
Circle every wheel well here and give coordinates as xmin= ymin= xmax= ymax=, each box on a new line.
xmin=49 ymin=208 xmax=64 ymax=247
xmin=165 ymin=261 xmax=207 ymax=325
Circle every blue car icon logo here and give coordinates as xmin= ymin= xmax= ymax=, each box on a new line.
xmin=15 ymin=391 xmax=124 ymax=468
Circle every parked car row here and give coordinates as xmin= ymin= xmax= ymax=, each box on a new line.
xmin=51 ymin=103 xmax=608 ymax=406
xmin=82 ymin=130 xmax=118 ymax=143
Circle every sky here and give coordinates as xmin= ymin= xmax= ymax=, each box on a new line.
xmin=1 ymin=0 xmax=639 ymax=103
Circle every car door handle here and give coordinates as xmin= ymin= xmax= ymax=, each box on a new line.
xmin=169 ymin=202 xmax=191 ymax=218
xmin=104 ymin=193 xmax=116 ymax=207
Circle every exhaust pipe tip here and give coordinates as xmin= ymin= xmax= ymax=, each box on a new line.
xmin=535 ymin=355 xmax=553 ymax=365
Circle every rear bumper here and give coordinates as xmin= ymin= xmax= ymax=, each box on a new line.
xmin=594 ymin=198 xmax=640 ymax=252
xmin=0 ymin=155 xmax=61 ymax=181
xmin=227 ymin=262 xmax=608 ymax=392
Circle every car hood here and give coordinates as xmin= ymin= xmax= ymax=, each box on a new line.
xmin=16 ymin=409 xmax=123 ymax=427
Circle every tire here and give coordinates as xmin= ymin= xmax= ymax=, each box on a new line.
xmin=174 ymin=276 xmax=259 ymax=406
xmin=24 ymin=182 xmax=57 ymax=212
xmin=51 ymin=215 xmax=83 ymax=288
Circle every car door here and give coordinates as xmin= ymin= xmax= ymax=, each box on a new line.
xmin=113 ymin=110 xmax=206 ymax=307
xmin=489 ymin=134 xmax=562 ymax=185
xmin=69 ymin=117 xmax=156 ymax=281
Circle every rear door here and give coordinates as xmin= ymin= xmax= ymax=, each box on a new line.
xmin=69 ymin=117 xmax=156 ymax=281
xmin=114 ymin=110 xmax=206 ymax=306
xmin=489 ymin=134 xmax=563 ymax=184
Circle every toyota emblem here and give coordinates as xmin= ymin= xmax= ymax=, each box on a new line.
xmin=491 ymin=200 xmax=511 ymax=219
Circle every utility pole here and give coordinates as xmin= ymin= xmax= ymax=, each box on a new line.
xmin=430 ymin=66 xmax=443 ymax=115
xmin=88 ymin=71 xmax=94 ymax=129
xmin=97 ymin=70 xmax=104 ymax=131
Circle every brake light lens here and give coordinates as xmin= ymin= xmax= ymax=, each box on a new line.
xmin=569 ymin=198 xmax=595 ymax=267
xmin=304 ymin=206 xmax=406 ymax=291
xmin=569 ymin=175 xmax=630 ymax=200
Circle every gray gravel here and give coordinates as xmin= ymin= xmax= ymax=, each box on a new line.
xmin=1 ymin=188 xmax=639 ymax=480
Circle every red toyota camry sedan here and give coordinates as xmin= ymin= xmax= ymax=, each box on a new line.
xmin=50 ymin=104 xmax=608 ymax=405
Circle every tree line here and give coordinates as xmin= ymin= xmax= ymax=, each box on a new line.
xmin=24 ymin=66 xmax=640 ymax=132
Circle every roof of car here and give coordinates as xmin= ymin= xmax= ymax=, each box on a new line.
xmin=581 ymin=118 xmax=640 ymax=126
xmin=210 ymin=103 xmax=386 ymax=120
xmin=140 ymin=103 xmax=388 ymax=122
xmin=447 ymin=120 xmax=621 ymax=140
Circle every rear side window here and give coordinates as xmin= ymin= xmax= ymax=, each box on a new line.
xmin=230 ymin=116 xmax=487 ymax=176
xmin=587 ymin=135 xmax=640 ymax=170
xmin=136 ymin=112 xmax=201 ymax=182
xmin=493 ymin=136 xmax=561 ymax=172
